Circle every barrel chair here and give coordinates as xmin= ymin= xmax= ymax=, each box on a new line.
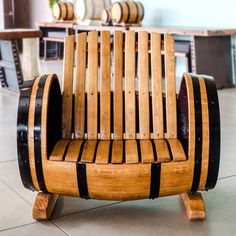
xmin=17 ymin=30 xmax=220 ymax=221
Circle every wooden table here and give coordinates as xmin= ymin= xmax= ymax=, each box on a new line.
xmin=131 ymin=26 xmax=236 ymax=88
xmin=0 ymin=29 xmax=42 ymax=91
xmin=36 ymin=22 xmax=75 ymax=59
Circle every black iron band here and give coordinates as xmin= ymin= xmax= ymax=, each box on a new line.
xmin=34 ymin=75 xmax=48 ymax=192
xmin=64 ymin=2 xmax=68 ymax=20
xmin=140 ymin=3 xmax=145 ymax=21
xmin=204 ymin=77 xmax=220 ymax=190
xmin=124 ymin=1 xmax=131 ymax=23
xmin=134 ymin=2 xmax=139 ymax=23
xmin=58 ymin=3 xmax=62 ymax=20
xmin=17 ymin=87 xmax=36 ymax=191
xmin=117 ymin=2 xmax=123 ymax=23
xmin=166 ymin=140 xmax=173 ymax=161
xmin=77 ymin=163 xmax=89 ymax=199
xmin=149 ymin=163 xmax=161 ymax=199
xmin=191 ymin=75 xmax=202 ymax=193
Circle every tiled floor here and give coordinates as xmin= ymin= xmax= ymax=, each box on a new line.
xmin=0 ymin=60 xmax=236 ymax=235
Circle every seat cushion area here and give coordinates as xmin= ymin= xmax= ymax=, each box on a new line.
xmin=50 ymin=139 xmax=187 ymax=163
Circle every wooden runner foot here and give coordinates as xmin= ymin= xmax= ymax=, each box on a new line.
xmin=181 ymin=192 xmax=206 ymax=221
xmin=33 ymin=192 xmax=59 ymax=221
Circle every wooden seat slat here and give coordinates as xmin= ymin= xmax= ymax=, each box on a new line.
xmin=50 ymin=140 xmax=71 ymax=161
xmin=96 ymin=141 xmax=110 ymax=164
xmin=140 ymin=140 xmax=154 ymax=163
xmin=80 ymin=140 xmax=97 ymax=163
xmin=111 ymin=140 xmax=123 ymax=164
xmin=125 ymin=140 xmax=139 ymax=163
xmin=65 ymin=140 xmax=84 ymax=162
xmin=167 ymin=139 xmax=186 ymax=162
xmin=154 ymin=139 xmax=171 ymax=162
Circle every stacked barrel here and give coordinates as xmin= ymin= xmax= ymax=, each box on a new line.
xmin=52 ymin=1 xmax=74 ymax=21
xmin=102 ymin=1 xmax=144 ymax=25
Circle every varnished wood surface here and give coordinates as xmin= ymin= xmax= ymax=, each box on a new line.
xmin=0 ymin=29 xmax=42 ymax=39
xmin=113 ymin=31 xmax=123 ymax=140
xmin=151 ymin=32 xmax=163 ymax=139
xmin=138 ymin=31 xmax=150 ymax=139
xmin=28 ymin=77 xmax=40 ymax=191
xmin=129 ymin=26 xmax=236 ymax=37
xmin=36 ymin=21 xmax=236 ymax=36
xmin=100 ymin=31 xmax=111 ymax=140
xmin=125 ymin=31 xmax=136 ymax=139
xmin=87 ymin=31 xmax=98 ymax=139
xmin=62 ymin=35 xmax=75 ymax=138
xmin=198 ymin=76 xmax=210 ymax=190
xmin=164 ymin=34 xmax=177 ymax=139
xmin=181 ymin=192 xmax=206 ymax=221
xmin=74 ymin=33 xmax=86 ymax=139
xmin=33 ymin=192 xmax=59 ymax=221
xmin=17 ymin=29 xmax=220 ymax=222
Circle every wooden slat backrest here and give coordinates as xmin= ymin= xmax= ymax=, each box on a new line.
xmin=113 ymin=31 xmax=123 ymax=140
xmin=74 ymin=32 xmax=86 ymax=139
xmin=87 ymin=31 xmax=98 ymax=140
xmin=125 ymin=31 xmax=136 ymax=139
xmin=138 ymin=31 xmax=150 ymax=139
xmin=100 ymin=31 xmax=111 ymax=140
xmin=164 ymin=34 xmax=177 ymax=139
xmin=62 ymin=35 xmax=75 ymax=138
xmin=70 ymin=31 xmax=177 ymax=140
xmin=151 ymin=32 xmax=164 ymax=139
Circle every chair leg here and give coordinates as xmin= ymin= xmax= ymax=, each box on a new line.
xmin=181 ymin=192 xmax=206 ymax=221
xmin=32 ymin=192 xmax=59 ymax=221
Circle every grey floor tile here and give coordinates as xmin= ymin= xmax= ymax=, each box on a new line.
xmin=53 ymin=177 xmax=236 ymax=236
xmin=0 ymin=89 xmax=18 ymax=124
xmin=219 ymin=125 xmax=236 ymax=177
xmin=0 ymin=180 xmax=35 ymax=231
xmin=0 ymin=222 xmax=67 ymax=236
xmin=53 ymin=196 xmax=118 ymax=219
xmin=0 ymin=161 xmax=37 ymax=206
xmin=0 ymin=123 xmax=17 ymax=162
xmin=218 ymin=88 xmax=236 ymax=127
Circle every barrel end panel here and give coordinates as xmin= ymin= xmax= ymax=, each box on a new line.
xmin=17 ymin=86 xmax=36 ymax=191
xmin=17 ymin=75 xmax=62 ymax=192
xmin=177 ymin=73 xmax=221 ymax=192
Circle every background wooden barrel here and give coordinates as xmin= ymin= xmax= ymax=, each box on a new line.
xmin=52 ymin=2 xmax=74 ymax=21
xmin=101 ymin=9 xmax=112 ymax=24
xmin=75 ymin=0 xmax=111 ymax=21
xmin=111 ymin=1 xmax=144 ymax=24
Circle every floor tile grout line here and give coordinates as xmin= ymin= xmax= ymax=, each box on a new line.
xmin=50 ymin=220 xmax=71 ymax=236
xmin=53 ymin=201 xmax=124 ymax=220
xmin=0 ymin=178 xmax=33 ymax=207
xmin=0 ymin=159 xmax=17 ymax=164
xmin=218 ymin=174 xmax=236 ymax=180
xmin=0 ymin=222 xmax=37 ymax=233
xmin=221 ymin=124 xmax=236 ymax=128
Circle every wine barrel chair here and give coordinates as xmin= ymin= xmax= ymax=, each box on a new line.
xmin=17 ymin=31 xmax=220 ymax=221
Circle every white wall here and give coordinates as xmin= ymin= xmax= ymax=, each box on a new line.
xmin=0 ymin=0 xmax=4 ymax=29
xmin=141 ymin=0 xmax=236 ymax=28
